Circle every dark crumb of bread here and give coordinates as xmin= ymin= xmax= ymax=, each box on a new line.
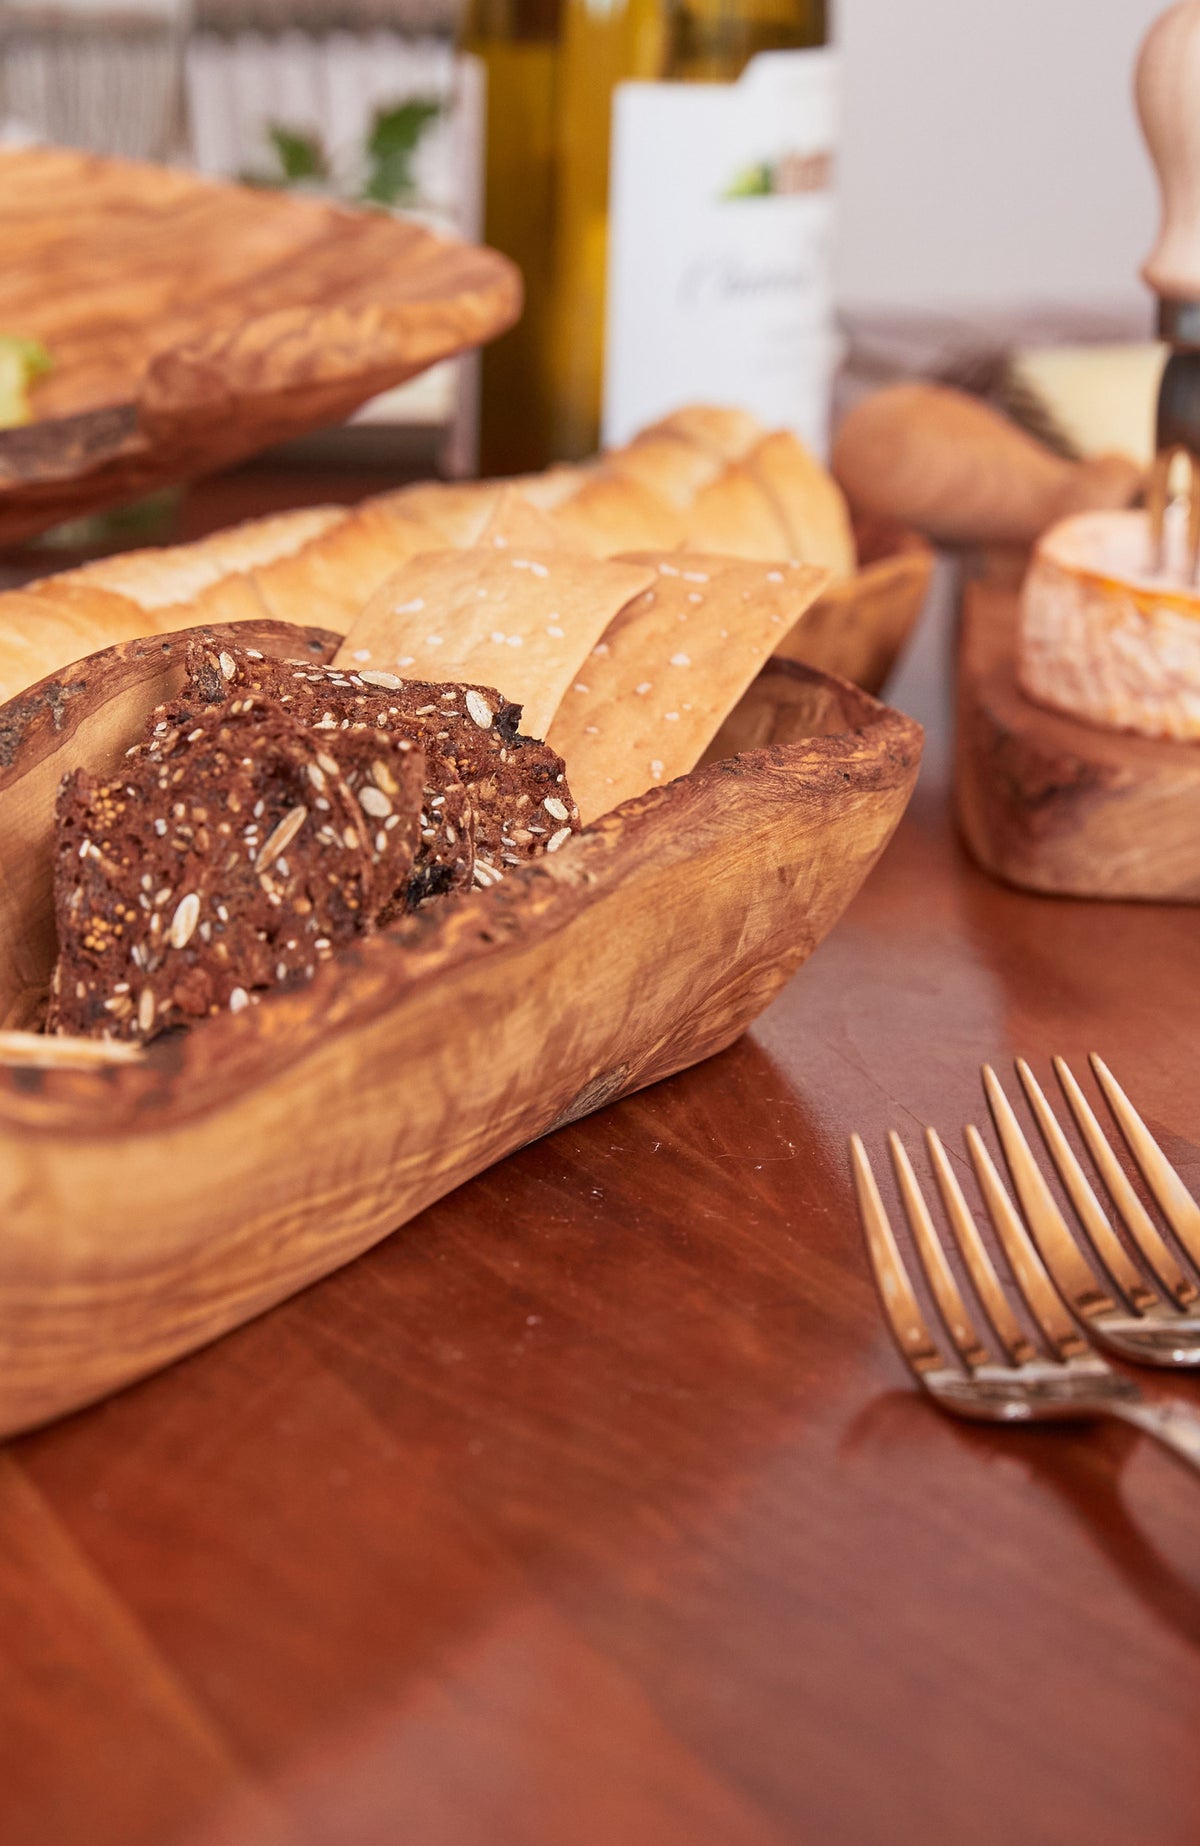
xmin=179 ymin=641 xmax=477 ymax=905
xmin=49 ymin=695 xmax=424 ymax=1042
xmin=179 ymin=640 xmax=579 ymax=886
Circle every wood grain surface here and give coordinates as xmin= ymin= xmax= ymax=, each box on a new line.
xmin=0 ymin=625 xmax=918 ymax=1436
xmin=956 ymin=579 xmax=1200 ymax=900
xmin=2 ymin=485 xmax=1200 ymax=1846
xmin=0 ymin=147 xmax=520 ymax=541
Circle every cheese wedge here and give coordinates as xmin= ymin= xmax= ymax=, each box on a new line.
xmin=1008 ymin=342 xmax=1164 ymax=470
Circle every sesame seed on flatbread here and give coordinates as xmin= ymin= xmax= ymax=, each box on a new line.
xmin=335 ymin=548 xmax=655 ymax=740
xmin=547 ymin=552 xmax=829 ymax=822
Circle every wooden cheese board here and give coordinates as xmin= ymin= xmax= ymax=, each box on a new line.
xmin=0 ymin=146 xmax=520 ymax=543
xmin=0 ymin=621 xmax=920 ymax=1436
xmin=956 ymin=578 xmax=1200 ymax=900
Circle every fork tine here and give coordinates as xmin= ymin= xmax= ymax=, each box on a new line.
xmin=887 ymin=1133 xmax=992 ymax=1369
xmin=1054 ymin=1057 xmax=1197 ymax=1308
xmin=925 ymin=1129 xmax=1036 ymax=1365
xmin=850 ymin=1135 xmax=946 ymax=1382
xmin=965 ymin=1126 xmax=1091 ymax=1361
xmin=1148 ymin=446 xmax=1171 ymax=573
xmin=1189 ymin=452 xmax=1200 ymax=585
xmin=1015 ymin=1059 xmax=1156 ymax=1311
xmin=1091 ymin=1056 xmax=1200 ymax=1266
xmin=983 ymin=1066 xmax=1117 ymax=1329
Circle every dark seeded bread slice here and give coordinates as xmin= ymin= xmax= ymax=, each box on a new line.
xmin=139 ymin=693 xmax=427 ymax=926
xmin=309 ymin=726 xmax=427 ymax=924
xmin=183 ymin=639 xmax=476 ymax=901
xmin=50 ymin=697 xmax=421 ymax=1041
xmin=181 ymin=639 xmax=578 ymax=886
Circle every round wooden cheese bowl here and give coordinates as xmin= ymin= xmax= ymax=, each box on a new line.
xmin=0 ymin=621 xmax=921 ymax=1436
xmin=957 ymin=556 xmax=1200 ymax=904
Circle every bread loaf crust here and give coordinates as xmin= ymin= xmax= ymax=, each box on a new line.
xmin=0 ymin=407 xmax=855 ymax=707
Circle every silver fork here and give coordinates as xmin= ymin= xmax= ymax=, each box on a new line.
xmin=985 ymin=1055 xmax=1200 ymax=1367
xmin=850 ymin=1125 xmax=1200 ymax=1475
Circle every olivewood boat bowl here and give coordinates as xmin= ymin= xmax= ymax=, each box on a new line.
xmin=0 ymin=146 xmax=520 ymax=543
xmin=789 ymin=516 xmax=933 ymax=695
xmin=0 ymin=620 xmax=921 ymax=1436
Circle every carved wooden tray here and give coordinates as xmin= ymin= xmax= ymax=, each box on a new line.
xmin=957 ymin=580 xmax=1200 ymax=902
xmin=0 ymin=146 xmax=520 ymax=543
xmin=0 ymin=620 xmax=920 ymax=1435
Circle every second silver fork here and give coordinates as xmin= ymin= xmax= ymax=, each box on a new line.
xmin=986 ymin=1055 xmax=1200 ymax=1367
xmin=852 ymin=1123 xmax=1200 ymax=1475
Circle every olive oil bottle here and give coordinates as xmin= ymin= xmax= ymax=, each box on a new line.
xmin=461 ymin=0 xmax=832 ymax=475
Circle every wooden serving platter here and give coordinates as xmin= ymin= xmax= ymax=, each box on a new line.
xmin=0 ymin=623 xmax=920 ymax=1436
xmin=956 ymin=579 xmax=1200 ymax=901
xmin=0 ymin=146 xmax=520 ymax=542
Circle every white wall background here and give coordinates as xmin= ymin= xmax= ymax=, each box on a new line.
xmin=836 ymin=0 xmax=1166 ymax=328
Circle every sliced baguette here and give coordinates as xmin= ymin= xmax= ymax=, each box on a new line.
xmin=0 ymin=405 xmax=856 ymax=706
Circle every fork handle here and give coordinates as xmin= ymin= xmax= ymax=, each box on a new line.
xmin=1109 ymin=1396 xmax=1200 ymax=1477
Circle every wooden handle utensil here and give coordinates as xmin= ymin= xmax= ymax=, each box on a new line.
xmin=1137 ymin=4 xmax=1200 ymax=577
xmin=832 ymin=382 xmax=1143 ymax=550
xmin=1138 ymin=0 xmax=1200 ymax=304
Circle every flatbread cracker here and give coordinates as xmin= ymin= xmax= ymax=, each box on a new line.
xmin=336 ymin=548 xmax=655 ymax=740
xmin=546 ymin=552 xmax=828 ymax=822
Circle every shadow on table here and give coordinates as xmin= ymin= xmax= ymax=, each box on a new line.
xmin=843 ymin=1386 xmax=1200 ymax=1656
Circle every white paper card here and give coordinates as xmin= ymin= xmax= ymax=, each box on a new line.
xmin=604 ymin=50 xmax=838 ymax=457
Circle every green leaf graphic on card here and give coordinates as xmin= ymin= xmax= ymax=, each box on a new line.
xmin=722 ymin=162 xmax=775 ymax=199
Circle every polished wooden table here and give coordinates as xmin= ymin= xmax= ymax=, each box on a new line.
xmin=3 ymin=484 xmax=1200 ymax=1846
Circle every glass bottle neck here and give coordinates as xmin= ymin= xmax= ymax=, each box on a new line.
xmin=463 ymin=0 xmax=827 ymax=59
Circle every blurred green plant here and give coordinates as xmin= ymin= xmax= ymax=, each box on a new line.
xmin=363 ymin=100 xmax=444 ymax=205
xmin=266 ymin=124 xmax=329 ymax=185
xmin=241 ymin=99 xmax=444 ymax=207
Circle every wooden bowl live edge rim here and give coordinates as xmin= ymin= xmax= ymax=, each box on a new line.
xmin=0 ymin=620 xmax=921 ymax=1437
xmin=0 ymin=146 xmax=522 ymax=543
xmin=795 ymin=519 xmax=933 ymax=697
